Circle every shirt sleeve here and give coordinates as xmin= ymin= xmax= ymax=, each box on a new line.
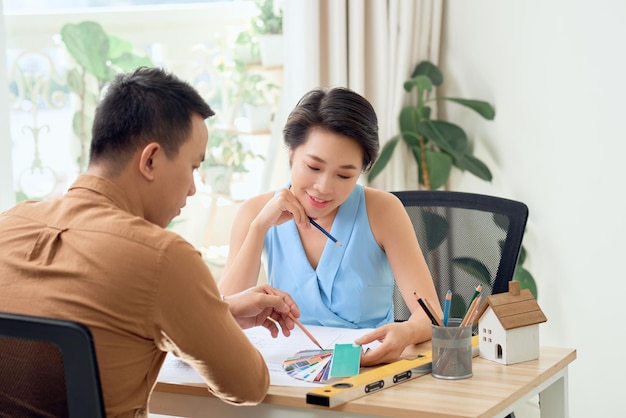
xmin=152 ymin=237 xmax=269 ymax=405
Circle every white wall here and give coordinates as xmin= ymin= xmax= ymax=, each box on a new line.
xmin=442 ymin=1 xmax=626 ymax=416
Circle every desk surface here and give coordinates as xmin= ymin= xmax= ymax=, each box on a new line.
xmin=153 ymin=345 xmax=576 ymax=418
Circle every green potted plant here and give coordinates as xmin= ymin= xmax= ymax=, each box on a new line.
xmin=215 ymin=54 xmax=278 ymax=132
xmin=250 ymin=0 xmax=283 ymax=67
xmin=368 ymin=60 xmax=537 ymax=297
xmin=60 ymin=21 xmax=153 ymax=173
xmin=368 ymin=60 xmax=494 ymax=190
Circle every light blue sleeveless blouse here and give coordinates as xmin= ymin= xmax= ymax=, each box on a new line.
xmin=262 ymin=184 xmax=394 ymax=328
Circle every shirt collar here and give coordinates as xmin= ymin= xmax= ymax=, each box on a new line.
xmin=68 ymin=174 xmax=145 ymax=218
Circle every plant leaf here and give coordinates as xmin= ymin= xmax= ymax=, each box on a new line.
xmin=441 ymin=97 xmax=495 ymax=120
xmin=399 ymin=107 xmax=422 ymax=147
xmin=455 ymin=153 xmax=493 ymax=181
xmin=421 ymin=210 xmax=448 ymax=252
xmin=403 ymin=75 xmax=433 ymax=94
xmin=367 ymin=136 xmax=399 ymax=182
xmin=410 ymin=61 xmax=443 ymax=86
xmin=419 ymin=120 xmax=468 ymax=156
xmin=452 ymin=257 xmax=492 ymax=286
xmin=61 ymin=21 xmax=110 ymax=81
xmin=413 ymin=147 xmax=452 ymax=190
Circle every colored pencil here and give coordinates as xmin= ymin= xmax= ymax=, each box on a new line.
xmin=466 ymin=284 xmax=482 ymax=315
xmin=267 ymin=287 xmax=324 ymax=350
xmin=442 ymin=290 xmax=452 ymax=326
xmin=309 ymin=218 xmax=342 ymax=246
xmin=414 ymin=292 xmax=442 ymax=326
xmin=461 ymin=295 xmax=482 ymax=327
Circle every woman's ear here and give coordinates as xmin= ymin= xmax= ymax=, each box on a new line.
xmin=138 ymin=142 xmax=160 ymax=181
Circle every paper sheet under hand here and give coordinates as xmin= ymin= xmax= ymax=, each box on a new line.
xmin=157 ymin=325 xmax=380 ymax=388
xmin=244 ymin=325 xmax=379 ymax=387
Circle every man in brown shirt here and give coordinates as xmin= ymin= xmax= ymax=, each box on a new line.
xmin=0 ymin=67 xmax=299 ymax=417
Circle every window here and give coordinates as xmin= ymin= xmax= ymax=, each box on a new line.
xmin=3 ymin=0 xmax=282 ymax=256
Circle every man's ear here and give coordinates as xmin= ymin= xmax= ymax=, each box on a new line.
xmin=138 ymin=142 xmax=161 ymax=181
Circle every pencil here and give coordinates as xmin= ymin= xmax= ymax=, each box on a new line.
xmin=466 ymin=284 xmax=482 ymax=315
xmin=413 ymin=292 xmax=442 ymax=326
xmin=291 ymin=315 xmax=325 ymax=350
xmin=266 ymin=287 xmax=324 ymax=350
xmin=442 ymin=290 xmax=452 ymax=326
xmin=424 ymin=298 xmax=444 ymax=327
xmin=461 ymin=295 xmax=482 ymax=327
xmin=309 ymin=218 xmax=342 ymax=246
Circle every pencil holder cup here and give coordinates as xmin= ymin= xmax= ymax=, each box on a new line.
xmin=431 ymin=318 xmax=473 ymax=380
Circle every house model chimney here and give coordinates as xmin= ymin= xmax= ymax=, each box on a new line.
xmin=509 ymin=280 xmax=520 ymax=296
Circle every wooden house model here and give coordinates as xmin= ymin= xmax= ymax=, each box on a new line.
xmin=475 ymin=280 xmax=547 ymax=365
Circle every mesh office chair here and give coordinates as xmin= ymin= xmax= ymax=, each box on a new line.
xmin=391 ymin=190 xmax=529 ymax=322
xmin=0 ymin=312 xmax=106 ymax=418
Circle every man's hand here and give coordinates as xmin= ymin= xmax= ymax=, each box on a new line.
xmin=224 ymin=285 xmax=300 ymax=338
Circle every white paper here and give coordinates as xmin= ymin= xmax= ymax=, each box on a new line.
xmin=157 ymin=325 xmax=379 ymax=387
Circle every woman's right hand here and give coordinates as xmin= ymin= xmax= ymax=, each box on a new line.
xmin=253 ymin=188 xmax=310 ymax=231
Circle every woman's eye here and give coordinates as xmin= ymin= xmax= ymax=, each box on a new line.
xmin=307 ymin=165 xmax=320 ymax=171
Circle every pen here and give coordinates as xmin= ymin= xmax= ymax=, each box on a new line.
xmin=442 ymin=290 xmax=452 ymax=326
xmin=266 ymin=287 xmax=324 ymax=350
xmin=309 ymin=218 xmax=342 ymax=246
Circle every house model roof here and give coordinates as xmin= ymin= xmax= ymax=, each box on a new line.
xmin=476 ymin=281 xmax=547 ymax=330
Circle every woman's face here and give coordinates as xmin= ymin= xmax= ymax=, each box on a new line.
xmin=289 ymin=128 xmax=364 ymax=220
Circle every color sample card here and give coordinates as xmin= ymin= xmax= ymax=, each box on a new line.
xmin=329 ymin=343 xmax=362 ymax=377
xmin=283 ymin=344 xmax=362 ymax=383
xmin=283 ymin=349 xmax=334 ymax=383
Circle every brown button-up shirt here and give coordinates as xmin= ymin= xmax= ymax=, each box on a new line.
xmin=0 ymin=174 xmax=269 ymax=417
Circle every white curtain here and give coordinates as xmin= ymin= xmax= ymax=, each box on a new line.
xmin=0 ymin=0 xmax=15 ymax=211
xmin=267 ymin=0 xmax=442 ymax=192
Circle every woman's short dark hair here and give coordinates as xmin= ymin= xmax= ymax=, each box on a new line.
xmin=283 ymin=87 xmax=379 ymax=172
xmin=89 ymin=67 xmax=215 ymax=169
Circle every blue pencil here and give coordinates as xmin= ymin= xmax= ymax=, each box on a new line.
xmin=442 ymin=290 xmax=452 ymax=326
xmin=309 ymin=218 xmax=342 ymax=246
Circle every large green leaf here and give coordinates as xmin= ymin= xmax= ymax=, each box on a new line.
xmin=455 ymin=153 xmax=493 ymax=181
xmin=442 ymin=97 xmax=495 ymax=120
xmin=413 ymin=147 xmax=453 ymax=190
xmin=451 ymin=257 xmax=492 ymax=286
xmin=61 ymin=21 xmax=110 ymax=81
xmin=108 ymin=35 xmax=134 ymax=60
xmin=403 ymin=75 xmax=433 ymax=94
xmin=112 ymin=52 xmax=154 ymax=73
xmin=368 ymin=136 xmax=400 ymax=182
xmin=419 ymin=120 xmax=468 ymax=157
xmin=399 ymin=107 xmax=422 ymax=147
xmin=410 ymin=61 xmax=443 ymax=86
xmin=421 ymin=210 xmax=448 ymax=252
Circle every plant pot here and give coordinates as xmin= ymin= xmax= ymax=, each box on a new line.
xmin=257 ymin=34 xmax=284 ymax=67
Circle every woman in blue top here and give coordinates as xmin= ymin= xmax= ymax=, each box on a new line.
xmin=219 ymin=87 xmax=441 ymax=366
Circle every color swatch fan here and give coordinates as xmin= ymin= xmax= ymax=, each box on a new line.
xmin=283 ymin=343 xmax=362 ymax=383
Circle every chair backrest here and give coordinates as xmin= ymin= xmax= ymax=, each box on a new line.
xmin=0 ymin=312 xmax=106 ymax=418
xmin=391 ymin=190 xmax=529 ymax=322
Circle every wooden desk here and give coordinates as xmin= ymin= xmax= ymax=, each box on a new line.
xmin=150 ymin=346 xmax=575 ymax=418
